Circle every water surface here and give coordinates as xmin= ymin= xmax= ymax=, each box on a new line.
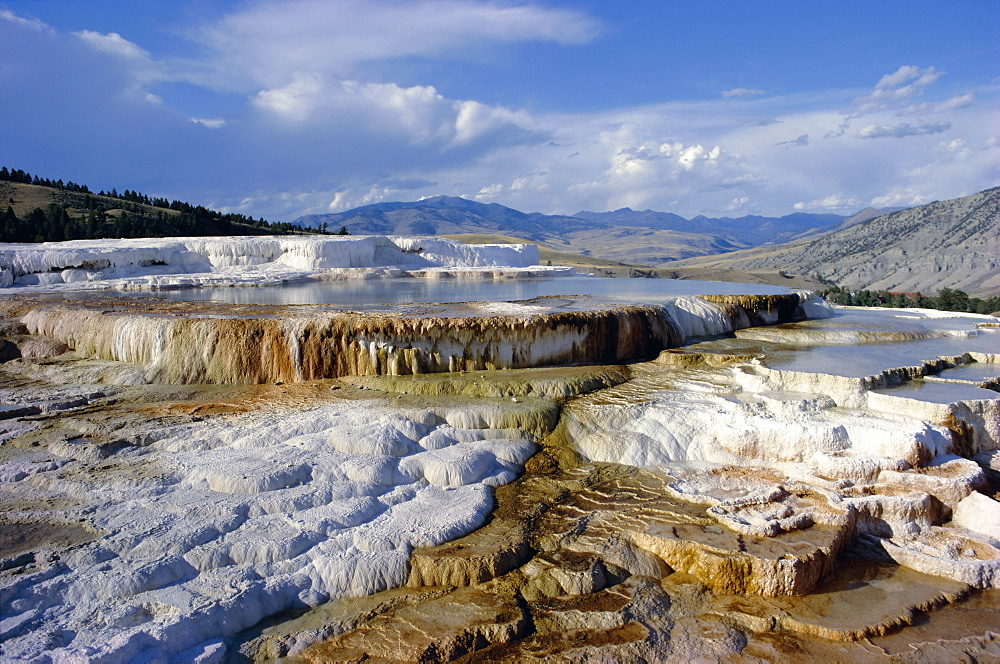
xmin=148 ymin=276 xmax=791 ymax=307
xmin=763 ymin=310 xmax=999 ymax=377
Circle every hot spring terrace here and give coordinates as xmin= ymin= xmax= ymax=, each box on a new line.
xmin=0 ymin=286 xmax=827 ymax=385
xmin=2 ymin=235 xmax=999 ymax=662
xmin=0 ymin=235 xmax=828 ymax=383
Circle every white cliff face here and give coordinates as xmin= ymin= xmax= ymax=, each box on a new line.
xmin=0 ymin=396 xmax=543 ymax=663
xmin=0 ymin=236 xmax=544 ymax=291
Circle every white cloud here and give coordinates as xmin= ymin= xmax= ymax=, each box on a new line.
xmin=452 ymin=100 xmax=534 ymax=146
xmin=252 ymin=75 xmax=537 ymax=149
xmin=825 ymin=65 xmax=960 ymax=139
xmin=659 ymin=142 xmax=721 ymax=170
xmin=870 ymin=189 xmax=930 ymax=208
xmin=74 ymin=30 xmax=150 ymax=61
xmin=856 ymin=121 xmax=951 ymax=139
xmin=848 ymin=65 xmax=943 ymax=116
xmin=192 ymin=117 xmax=227 ymax=129
xmin=0 ymin=9 xmax=52 ymax=32
xmin=722 ymin=88 xmax=765 ymax=98
xmin=901 ymin=93 xmax=975 ymax=115
xmin=723 ymin=196 xmax=749 ymax=211
xmin=793 ymin=194 xmax=860 ymax=211
xmin=474 ymin=183 xmax=504 ymax=200
xmin=194 ymin=0 xmax=600 ymax=89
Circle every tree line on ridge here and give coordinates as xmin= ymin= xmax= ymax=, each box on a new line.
xmin=0 ymin=167 xmax=349 ymax=243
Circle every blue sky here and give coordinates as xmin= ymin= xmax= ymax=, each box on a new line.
xmin=2 ymin=1 xmax=997 ymax=221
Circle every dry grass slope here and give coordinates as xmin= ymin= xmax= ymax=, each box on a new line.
xmin=670 ymin=188 xmax=1000 ymax=297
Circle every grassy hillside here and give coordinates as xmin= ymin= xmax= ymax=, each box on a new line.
xmin=0 ymin=169 xmax=318 ymax=242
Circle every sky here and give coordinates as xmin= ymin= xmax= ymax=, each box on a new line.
xmin=1 ymin=1 xmax=998 ymax=221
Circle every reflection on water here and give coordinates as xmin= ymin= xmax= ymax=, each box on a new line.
xmin=146 ymin=276 xmax=791 ymax=307
xmin=763 ymin=309 xmax=999 ymax=378
xmin=874 ymin=380 xmax=999 ymax=404
xmin=935 ymin=362 xmax=1000 ymax=382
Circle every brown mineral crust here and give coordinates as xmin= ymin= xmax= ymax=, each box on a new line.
xmin=451 ymin=622 xmax=651 ymax=663
xmin=529 ymin=468 xmax=857 ymax=597
xmin=403 ymin=464 xmax=615 ymax=591
xmin=300 ymin=580 xmax=530 ymax=663
xmin=701 ymin=292 xmax=806 ymax=324
xmin=406 ymin=522 xmax=532 ymax=589
xmin=653 ymin=347 xmax=762 ymax=368
xmin=21 ymin=303 xmax=685 ymax=383
xmin=711 ymin=560 xmax=975 ymax=642
xmin=342 ymin=364 xmax=632 ymax=400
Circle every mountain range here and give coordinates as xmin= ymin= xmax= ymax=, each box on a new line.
xmin=298 ymin=190 xmax=999 ymax=297
xmin=295 ymin=197 xmax=864 ymax=266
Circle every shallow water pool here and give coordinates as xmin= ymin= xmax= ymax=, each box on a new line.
xmin=146 ymin=276 xmax=792 ymax=307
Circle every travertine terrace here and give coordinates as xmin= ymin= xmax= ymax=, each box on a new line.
xmin=0 ymin=236 xmax=998 ymax=662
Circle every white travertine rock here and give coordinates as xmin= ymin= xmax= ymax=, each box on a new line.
xmin=562 ymin=313 xmax=1000 ymax=595
xmin=952 ymin=491 xmax=1000 ymax=544
xmin=0 ymin=399 xmax=543 ymax=662
xmin=0 ymin=236 xmax=545 ymax=291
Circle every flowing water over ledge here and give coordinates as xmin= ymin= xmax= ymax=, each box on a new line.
xmin=0 ymin=284 xmax=998 ymax=662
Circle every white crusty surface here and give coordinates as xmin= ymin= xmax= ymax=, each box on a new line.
xmin=0 ymin=235 xmax=546 ymax=291
xmin=0 ymin=398 xmax=539 ymax=663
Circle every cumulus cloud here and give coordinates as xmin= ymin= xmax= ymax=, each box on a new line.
xmin=870 ymin=189 xmax=930 ymax=208
xmin=723 ymin=196 xmax=750 ymax=211
xmin=855 ymin=121 xmax=951 ymax=139
xmin=251 ymin=75 xmax=540 ymax=149
xmin=722 ymin=88 xmax=765 ymax=98
xmin=325 ymin=187 xmax=400 ymax=211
